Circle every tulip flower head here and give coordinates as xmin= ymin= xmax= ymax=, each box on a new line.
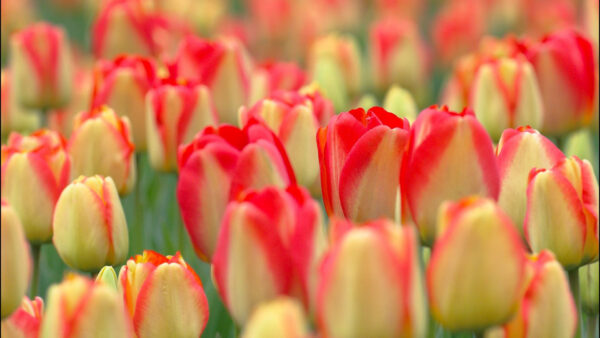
xmin=0 ymin=296 xmax=43 ymax=338
xmin=242 ymin=297 xmax=310 ymax=338
xmin=1 ymin=70 xmax=39 ymax=137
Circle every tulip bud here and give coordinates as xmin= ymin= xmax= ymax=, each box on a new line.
xmin=0 ymin=0 xmax=35 ymax=63
xmin=564 ymin=128 xmax=597 ymax=165
xmin=91 ymin=55 xmax=157 ymax=150
xmin=96 ymin=266 xmax=118 ymax=290
xmin=0 ymin=296 xmax=43 ymax=338
xmin=118 ymin=250 xmax=209 ymax=337
xmin=525 ymin=156 xmax=599 ymax=269
xmin=382 ymin=85 xmax=418 ymax=122
xmin=146 ymin=80 xmax=217 ymax=171
xmin=150 ymin=0 xmax=227 ymax=34
xmin=486 ymin=250 xmax=578 ymax=338
xmin=243 ymin=297 xmax=310 ymax=338
xmin=356 ymin=93 xmax=378 ymax=110
xmin=177 ymin=122 xmax=296 ymax=261
xmin=318 ymin=107 xmax=410 ymax=223
xmin=240 ymin=89 xmax=333 ymax=194
xmin=471 ymin=57 xmax=543 ymax=140
xmin=317 ymin=219 xmax=427 ymax=337
xmin=168 ymin=36 xmax=252 ymax=125
xmin=524 ymin=29 xmax=597 ymax=135
xmin=496 ymin=127 xmax=565 ymax=237
xmin=213 ymin=185 xmax=326 ymax=325
xmin=428 ymin=197 xmax=527 ymax=331
xmin=40 ymin=274 xmax=132 ymax=338
xmin=248 ymin=61 xmax=307 ymax=105
xmin=1 ymin=201 xmax=31 ymax=319
xmin=403 ymin=106 xmax=500 ymax=244
xmin=580 ymin=261 xmax=599 ymax=315
xmin=1 ymin=129 xmax=71 ymax=243
xmin=52 ymin=175 xmax=129 ymax=272
xmin=370 ymin=19 xmax=428 ymax=98
xmin=1 ymin=70 xmax=39 ymax=137
xmin=68 ymin=106 xmax=135 ymax=194
xmin=10 ymin=22 xmax=72 ymax=109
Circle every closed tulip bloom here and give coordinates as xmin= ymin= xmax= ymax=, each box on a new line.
xmin=96 ymin=266 xmax=118 ymax=290
xmin=525 ymin=156 xmax=599 ymax=269
xmin=248 ymin=61 xmax=307 ymax=104
xmin=177 ymin=122 xmax=296 ymax=261
xmin=1 ymin=201 xmax=31 ymax=319
xmin=53 ymin=175 xmax=129 ymax=272
xmin=168 ymin=36 xmax=252 ymax=125
xmin=427 ymin=197 xmax=527 ymax=331
xmin=240 ymin=89 xmax=333 ymax=194
xmin=213 ymin=185 xmax=326 ymax=325
xmin=524 ymin=29 xmax=597 ymax=135
xmin=580 ymin=261 xmax=599 ymax=315
xmin=317 ymin=219 xmax=427 ymax=337
xmin=91 ymin=55 xmax=157 ymax=150
xmin=564 ymin=129 xmax=597 ymax=165
xmin=318 ymin=106 xmax=410 ymax=223
xmin=1 ymin=70 xmax=39 ymax=137
xmin=118 ymin=250 xmax=209 ymax=338
xmin=382 ymin=85 xmax=418 ymax=122
xmin=146 ymin=79 xmax=217 ymax=171
xmin=40 ymin=274 xmax=132 ymax=338
xmin=403 ymin=106 xmax=500 ymax=244
xmin=243 ymin=297 xmax=310 ymax=338
xmin=10 ymin=22 xmax=72 ymax=109
xmin=1 ymin=129 xmax=71 ymax=243
xmin=486 ymin=251 xmax=577 ymax=338
xmin=471 ymin=57 xmax=543 ymax=140
xmin=496 ymin=127 xmax=565 ymax=237
xmin=0 ymin=296 xmax=43 ymax=338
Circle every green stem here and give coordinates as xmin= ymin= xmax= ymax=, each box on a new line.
xmin=568 ymin=269 xmax=582 ymax=338
xmin=585 ymin=313 xmax=598 ymax=338
xmin=29 ymin=244 xmax=41 ymax=298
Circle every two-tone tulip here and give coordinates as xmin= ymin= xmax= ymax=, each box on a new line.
xmin=580 ymin=261 xmax=599 ymax=315
xmin=177 ymin=122 xmax=296 ymax=261
xmin=213 ymin=185 xmax=326 ymax=325
xmin=486 ymin=250 xmax=577 ymax=338
xmin=382 ymin=85 xmax=418 ymax=122
xmin=168 ymin=35 xmax=252 ymax=125
xmin=1 ymin=297 xmax=43 ymax=338
xmin=52 ymin=175 xmax=129 ymax=272
xmin=249 ymin=61 xmax=307 ymax=104
xmin=243 ymin=297 xmax=310 ymax=338
xmin=1 ymin=70 xmax=39 ymax=137
xmin=317 ymin=219 xmax=427 ymax=337
xmin=524 ymin=29 xmax=597 ymax=135
xmin=146 ymin=79 xmax=217 ymax=171
xmin=118 ymin=250 xmax=209 ymax=337
xmin=10 ymin=22 xmax=72 ymax=109
xmin=496 ymin=127 xmax=565 ymax=237
xmin=91 ymin=55 xmax=157 ymax=150
xmin=403 ymin=106 xmax=500 ymax=244
xmin=1 ymin=129 xmax=70 ymax=243
xmin=40 ymin=274 xmax=132 ymax=337
xmin=318 ymin=106 xmax=410 ymax=223
xmin=68 ymin=106 xmax=136 ymax=195
xmin=1 ymin=201 xmax=31 ymax=319
xmin=427 ymin=197 xmax=527 ymax=331
xmin=240 ymin=89 xmax=333 ymax=194
xmin=525 ymin=156 xmax=599 ymax=269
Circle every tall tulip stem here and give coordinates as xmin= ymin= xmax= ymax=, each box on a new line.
xmin=585 ymin=313 xmax=597 ymax=338
xmin=568 ymin=269 xmax=581 ymax=338
xmin=30 ymin=244 xmax=41 ymax=298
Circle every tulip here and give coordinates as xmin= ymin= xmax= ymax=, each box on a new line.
xmin=382 ymin=85 xmax=418 ymax=122
xmin=525 ymin=156 xmax=599 ymax=269
xmin=356 ymin=93 xmax=378 ymax=110
xmin=1 ymin=201 xmax=31 ymax=319
xmin=146 ymin=79 xmax=217 ymax=171
xmin=91 ymin=55 xmax=157 ymax=150
xmin=427 ymin=197 xmax=527 ymax=331
xmin=52 ymin=175 xmax=129 ymax=272
xmin=248 ymin=61 xmax=307 ymax=105
xmin=1 ymin=129 xmax=71 ymax=243
xmin=242 ymin=297 xmax=310 ymax=338
xmin=0 ymin=296 xmax=43 ymax=338
xmin=40 ymin=274 xmax=132 ymax=338
xmin=118 ymin=250 xmax=209 ymax=337
xmin=317 ymin=219 xmax=427 ymax=337
xmin=149 ymin=0 xmax=227 ymax=34
xmin=48 ymin=68 xmax=94 ymax=138
xmin=213 ymin=185 xmax=326 ymax=325
xmin=1 ymin=70 xmax=39 ymax=137
xmin=10 ymin=22 xmax=72 ymax=110
xmin=580 ymin=262 xmax=599 ymax=315
xmin=317 ymin=106 xmax=410 ymax=223
xmin=240 ymin=88 xmax=334 ymax=194
xmin=0 ymin=0 xmax=35 ymax=63
xmin=521 ymin=0 xmax=576 ymax=38
xmin=496 ymin=126 xmax=565 ymax=237
xmin=177 ymin=122 xmax=296 ymax=261
xmin=471 ymin=57 xmax=543 ymax=140
xmin=168 ymin=35 xmax=253 ymax=125
xmin=96 ymin=266 xmax=118 ymax=290
xmin=564 ymin=129 xmax=597 ymax=165
xmin=583 ymin=0 xmax=599 ymax=51
xmin=68 ymin=106 xmax=136 ymax=194
xmin=486 ymin=250 xmax=578 ymax=338
xmin=403 ymin=106 xmax=500 ymax=244
xmin=369 ymin=19 xmax=428 ymax=98
xmin=524 ymin=29 xmax=597 ymax=135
